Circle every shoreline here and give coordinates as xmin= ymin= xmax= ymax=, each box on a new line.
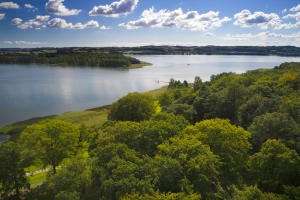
xmin=0 ymin=85 xmax=168 ymax=140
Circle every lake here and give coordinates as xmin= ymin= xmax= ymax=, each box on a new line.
xmin=1 ymin=55 xmax=300 ymax=129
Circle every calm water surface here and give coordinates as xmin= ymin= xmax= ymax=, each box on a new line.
xmin=1 ymin=55 xmax=300 ymax=129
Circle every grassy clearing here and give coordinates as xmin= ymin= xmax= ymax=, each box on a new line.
xmin=57 ymin=110 xmax=109 ymax=127
xmin=28 ymin=172 xmax=47 ymax=186
xmin=145 ymin=86 xmax=168 ymax=99
xmin=25 ymin=163 xmax=50 ymax=173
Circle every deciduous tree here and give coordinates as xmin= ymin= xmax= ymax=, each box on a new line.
xmin=108 ymin=92 xmax=155 ymax=122
xmin=18 ymin=119 xmax=80 ymax=174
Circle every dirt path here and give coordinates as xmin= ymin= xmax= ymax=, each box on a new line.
xmin=26 ymin=166 xmax=61 ymax=176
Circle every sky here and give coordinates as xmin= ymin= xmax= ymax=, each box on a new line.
xmin=0 ymin=0 xmax=300 ymax=48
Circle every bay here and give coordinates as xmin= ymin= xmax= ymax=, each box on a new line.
xmin=1 ymin=55 xmax=300 ymax=128
xmin=0 ymin=134 xmax=9 ymax=143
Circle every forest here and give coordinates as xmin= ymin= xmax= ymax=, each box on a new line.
xmin=0 ymin=50 xmax=141 ymax=68
xmin=1 ymin=62 xmax=300 ymax=199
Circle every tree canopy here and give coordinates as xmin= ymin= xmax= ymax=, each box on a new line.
xmin=18 ymin=119 xmax=80 ymax=174
xmin=108 ymin=92 xmax=156 ymax=122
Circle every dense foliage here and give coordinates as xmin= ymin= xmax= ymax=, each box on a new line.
xmin=1 ymin=62 xmax=300 ymax=199
xmin=0 ymin=52 xmax=140 ymax=67
xmin=108 ymin=92 xmax=156 ymax=122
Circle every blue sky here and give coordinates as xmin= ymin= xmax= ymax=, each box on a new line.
xmin=0 ymin=0 xmax=299 ymax=47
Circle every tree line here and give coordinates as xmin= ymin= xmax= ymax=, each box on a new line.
xmin=1 ymin=62 xmax=300 ymax=199
xmin=99 ymin=46 xmax=300 ymax=56
xmin=0 ymin=52 xmax=140 ymax=68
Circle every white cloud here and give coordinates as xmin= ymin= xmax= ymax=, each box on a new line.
xmin=16 ymin=15 xmax=50 ymax=29
xmin=85 ymin=20 xmax=100 ymax=28
xmin=283 ymin=12 xmax=300 ymax=21
xmin=221 ymin=34 xmax=254 ymax=41
xmin=124 ymin=7 xmax=231 ymax=31
xmin=203 ymin=32 xmax=214 ymax=36
xmin=89 ymin=0 xmax=138 ymax=17
xmin=25 ymin=4 xmax=38 ymax=10
xmin=15 ymin=41 xmax=48 ymax=45
xmin=4 ymin=41 xmax=12 ymax=44
xmin=100 ymin=25 xmax=111 ymax=30
xmin=18 ymin=24 xmax=32 ymax=29
xmin=290 ymin=4 xmax=300 ymax=12
xmin=94 ymin=41 xmax=196 ymax=47
xmin=221 ymin=31 xmax=300 ymax=41
xmin=11 ymin=18 xmax=22 ymax=25
xmin=234 ymin=10 xmax=281 ymax=29
xmin=46 ymin=0 xmax=81 ymax=16
xmin=47 ymin=18 xmax=99 ymax=29
xmin=0 ymin=13 xmax=5 ymax=20
xmin=0 ymin=2 xmax=19 ymax=9
xmin=282 ymin=9 xmax=287 ymax=14
xmin=118 ymin=23 xmax=125 ymax=26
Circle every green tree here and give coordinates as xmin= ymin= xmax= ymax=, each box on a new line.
xmin=283 ymin=186 xmax=300 ymax=200
xmin=108 ymin=92 xmax=155 ymax=122
xmin=248 ymin=139 xmax=300 ymax=194
xmin=18 ymin=119 xmax=80 ymax=174
xmin=158 ymin=92 xmax=174 ymax=107
xmin=120 ymin=190 xmax=202 ymax=200
xmin=163 ymin=103 xmax=196 ymax=123
xmin=157 ymin=134 xmax=223 ymax=198
xmin=191 ymin=118 xmax=252 ymax=187
xmin=238 ymin=94 xmax=263 ymax=128
xmin=280 ymin=92 xmax=300 ymax=123
xmin=0 ymin=142 xmax=29 ymax=199
xmin=47 ymin=157 xmax=92 ymax=199
xmin=193 ymin=76 xmax=204 ymax=92
xmin=248 ymin=112 xmax=300 ymax=153
xmin=92 ymin=143 xmax=157 ymax=200
xmin=232 ymin=185 xmax=286 ymax=200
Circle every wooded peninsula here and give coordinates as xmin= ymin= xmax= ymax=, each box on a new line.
xmin=0 ymin=48 xmax=145 ymax=68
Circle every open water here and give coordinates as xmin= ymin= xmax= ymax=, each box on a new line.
xmin=1 ymin=55 xmax=300 ymax=133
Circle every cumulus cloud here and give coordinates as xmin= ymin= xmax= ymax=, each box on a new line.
xmin=234 ymin=10 xmax=282 ymax=29
xmin=4 ymin=41 xmax=12 ymax=44
xmin=0 ymin=13 xmax=5 ymax=20
xmin=25 ymin=4 xmax=38 ymax=10
xmin=124 ymin=7 xmax=231 ymax=31
xmin=46 ymin=0 xmax=81 ymax=16
xmin=282 ymin=9 xmax=287 ymax=14
xmin=118 ymin=23 xmax=125 ymax=26
xmin=221 ymin=34 xmax=254 ymax=41
xmin=100 ymin=25 xmax=111 ymax=30
xmin=283 ymin=12 xmax=300 ymax=21
xmin=0 ymin=2 xmax=19 ymax=9
xmin=16 ymin=15 xmax=50 ymax=29
xmin=89 ymin=0 xmax=138 ymax=17
xmin=203 ymin=32 xmax=214 ymax=36
xmin=94 ymin=41 xmax=196 ymax=47
xmin=15 ymin=41 xmax=48 ymax=45
xmin=290 ymin=4 xmax=300 ymax=12
xmin=221 ymin=31 xmax=300 ymax=41
xmin=11 ymin=18 xmax=22 ymax=25
xmin=47 ymin=18 xmax=99 ymax=29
